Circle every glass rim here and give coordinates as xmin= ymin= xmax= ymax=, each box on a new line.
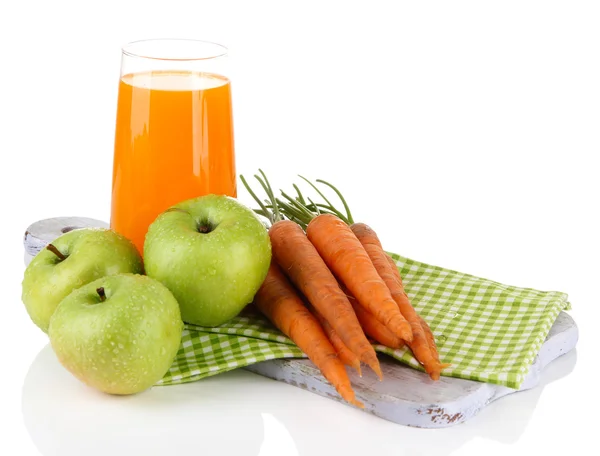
xmin=121 ymin=38 xmax=228 ymax=62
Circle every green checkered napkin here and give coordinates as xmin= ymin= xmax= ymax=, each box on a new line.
xmin=158 ymin=252 xmax=570 ymax=390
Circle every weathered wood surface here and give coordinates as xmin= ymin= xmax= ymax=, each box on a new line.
xmin=24 ymin=217 xmax=109 ymax=265
xmin=246 ymin=311 xmax=577 ymax=428
xmin=23 ymin=217 xmax=579 ymax=428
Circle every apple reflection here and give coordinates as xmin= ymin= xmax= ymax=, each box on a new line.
xmin=22 ymin=344 xmax=266 ymax=456
xmin=23 ymin=343 xmax=577 ymax=456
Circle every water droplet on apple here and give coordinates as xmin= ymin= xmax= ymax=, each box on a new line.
xmin=110 ymin=341 xmax=115 ymax=346
xmin=140 ymin=330 xmax=146 ymax=338
xmin=113 ymin=348 xmax=119 ymax=354
xmin=132 ymin=340 xmax=137 ymax=345
xmin=118 ymin=343 xmax=124 ymax=349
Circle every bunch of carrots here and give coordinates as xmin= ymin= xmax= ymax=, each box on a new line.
xmin=241 ymin=171 xmax=448 ymax=408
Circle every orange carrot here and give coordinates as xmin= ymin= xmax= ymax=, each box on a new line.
xmin=305 ymin=214 xmax=413 ymax=343
xmin=385 ymin=254 xmax=447 ymax=369
xmin=309 ymin=304 xmax=362 ymax=376
xmin=353 ymin=223 xmax=445 ymax=379
xmin=276 ymin=175 xmax=449 ymax=379
xmin=419 ymin=316 xmax=439 ymax=362
xmin=241 ymin=171 xmax=381 ymax=379
xmin=385 ymin=254 xmax=404 ymax=286
xmin=255 ymin=262 xmax=364 ymax=407
xmin=269 ymin=220 xmax=383 ymax=380
xmin=342 ymin=286 xmax=404 ymax=349
xmin=418 ymin=315 xmax=450 ymax=377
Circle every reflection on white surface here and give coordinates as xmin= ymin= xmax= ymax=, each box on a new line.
xmin=22 ymin=344 xmax=577 ymax=456
xmin=259 ymin=414 xmax=299 ymax=456
xmin=22 ymin=344 xmax=266 ymax=456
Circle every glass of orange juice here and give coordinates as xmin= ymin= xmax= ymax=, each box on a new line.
xmin=111 ymin=38 xmax=236 ymax=253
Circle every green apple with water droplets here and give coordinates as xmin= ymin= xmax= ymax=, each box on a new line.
xmin=22 ymin=228 xmax=144 ymax=333
xmin=144 ymin=194 xmax=271 ymax=326
xmin=48 ymin=273 xmax=183 ymax=395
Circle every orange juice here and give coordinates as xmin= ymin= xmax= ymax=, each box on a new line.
xmin=111 ymin=70 xmax=236 ymax=252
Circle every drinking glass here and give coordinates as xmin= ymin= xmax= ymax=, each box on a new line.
xmin=111 ymin=39 xmax=236 ymax=253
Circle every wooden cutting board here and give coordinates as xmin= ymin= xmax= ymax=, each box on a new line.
xmin=22 ymin=217 xmax=579 ymax=428
xmin=246 ymin=311 xmax=577 ymax=428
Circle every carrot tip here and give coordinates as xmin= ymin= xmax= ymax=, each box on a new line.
xmin=374 ymin=366 xmax=384 ymax=381
xmin=351 ymin=398 xmax=365 ymax=408
xmin=365 ymin=357 xmax=383 ymax=381
xmin=340 ymin=391 xmax=364 ymax=408
xmin=349 ymin=361 xmax=362 ymax=377
xmin=427 ymin=363 xmax=452 ymax=380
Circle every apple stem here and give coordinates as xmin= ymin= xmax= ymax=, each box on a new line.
xmin=46 ymin=243 xmax=66 ymax=261
xmin=96 ymin=287 xmax=106 ymax=302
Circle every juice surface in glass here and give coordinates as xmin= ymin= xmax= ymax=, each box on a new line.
xmin=111 ymin=69 xmax=236 ymax=252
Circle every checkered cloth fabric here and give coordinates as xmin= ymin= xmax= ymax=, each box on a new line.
xmin=158 ymin=252 xmax=570 ymax=390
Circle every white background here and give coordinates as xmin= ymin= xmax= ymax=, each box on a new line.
xmin=1 ymin=1 xmax=598 ymax=454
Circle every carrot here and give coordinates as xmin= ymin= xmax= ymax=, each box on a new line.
xmin=385 ymin=253 xmax=448 ymax=373
xmin=255 ymin=262 xmax=364 ymax=407
xmin=345 ymin=277 xmax=449 ymax=380
xmin=305 ymin=214 xmax=413 ymax=343
xmin=385 ymin=254 xmax=405 ymax=286
xmin=386 ymin=254 xmax=440 ymax=358
xmin=241 ymin=172 xmax=382 ymax=380
xmin=281 ymin=177 xmax=448 ymax=380
xmin=419 ymin=316 xmax=439 ymax=360
xmin=275 ymin=181 xmax=412 ymax=342
xmin=350 ymin=223 xmax=448 ymax=379
xmin=340 ymin=284 xmax=404 ymax=349
xmin=418 ymin=315 xmax=451 ymax=376
xmin=309 ymin=304 xmax=362 ymax=376
xmin=269 ymin=220 xmax=382 ymax=380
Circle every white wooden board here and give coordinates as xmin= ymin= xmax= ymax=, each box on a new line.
xmin=246 ymin=311 xmax=577 ymax=428
xmin=22 ymin=217 xmax=579 ymax=428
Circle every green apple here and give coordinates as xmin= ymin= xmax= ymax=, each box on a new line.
xmin=144 ymin=194 xmax=271 ymax=326
xmin=49 ymin=273 xmax=183 ymax=395
xmin=22 ymin=228 xmax=144 ymax=333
